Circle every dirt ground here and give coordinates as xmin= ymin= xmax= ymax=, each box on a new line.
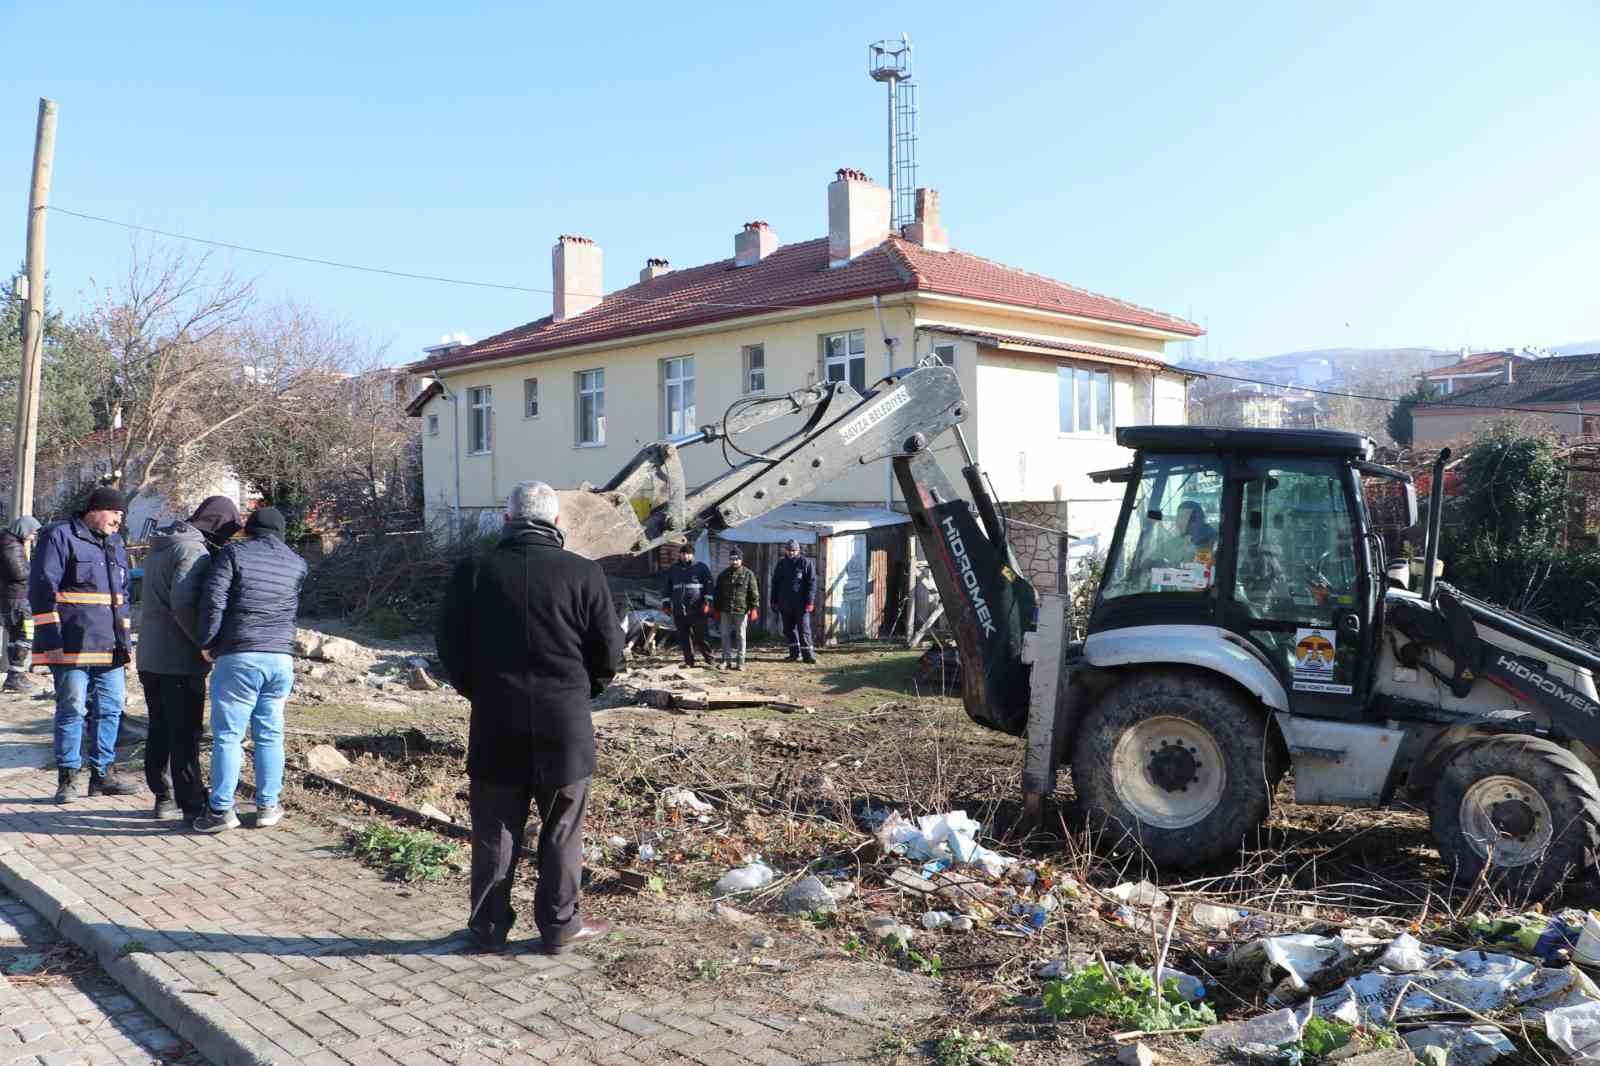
xmin=242 ymin=624 xmax=1590 ymax=1064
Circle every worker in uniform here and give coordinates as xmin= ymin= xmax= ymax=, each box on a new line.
xmin=712 ymin=547 xmax=760 ymax=671
xmin=0 ymin=516 xmax=41 ymax=693
xmin=770 ymin=538 xmax=817 ymax=664
xmin=662 ymin=543 xmax=714 ymax=668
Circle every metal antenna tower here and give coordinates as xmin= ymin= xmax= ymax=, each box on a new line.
xmin=869 ymin=35 xmax=919 ymax=230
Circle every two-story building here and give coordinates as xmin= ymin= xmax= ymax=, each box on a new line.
xmin=1412 ymin=351 xmax=1600 ymax=449
xmin=407 ymin=170 xmax=1201 ymax=621
xmin=1422 ymin=350 xmax=1534 ymax=395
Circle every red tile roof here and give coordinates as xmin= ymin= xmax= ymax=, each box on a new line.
xmin=416 ymin=237 xmax=1201 ymax=372
xmin=1424 ymin=351 xmax=1532 ymax=378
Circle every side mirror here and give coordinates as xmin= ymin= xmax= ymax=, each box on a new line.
xmin=1402 ymin=481 xmax=1419 ymax=529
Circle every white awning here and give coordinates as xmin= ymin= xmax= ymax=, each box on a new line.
xmin=716 ymin=502 xmax=911 ymax=545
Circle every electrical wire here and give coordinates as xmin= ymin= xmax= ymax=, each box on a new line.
xmin=51 ymin=205 xmax=1597 ymax=419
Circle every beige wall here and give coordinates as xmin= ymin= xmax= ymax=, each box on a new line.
xmin=416 ymin=294 xmax=1188 ymax=535
xmin=1411 ymin=406 xmax=1587 ymax=450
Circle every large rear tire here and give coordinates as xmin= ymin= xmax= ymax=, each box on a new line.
xmin=1430 ymin=734 xmax=1600 ymax=900
xmin=1071 ymin=670 xmax=1276 ymax=868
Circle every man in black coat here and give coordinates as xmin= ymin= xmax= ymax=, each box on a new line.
xmin=438 ymin=480 xmax=623 ymax=955
xmin=0 ymin=516 xmax=40 ymax=693
xmin=661 ymin=543 xmax=714 ymax=668
xmin=770 ymin=538 xmax=817 ymax=663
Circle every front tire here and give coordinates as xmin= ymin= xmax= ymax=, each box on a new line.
xmin=1430 ymin=734 xmax=1600 ymax=899
xmin=1071 ymin=670 xmax=1276 ymax=868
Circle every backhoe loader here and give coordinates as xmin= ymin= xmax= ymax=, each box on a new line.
xmin=555 ymin=360 xmax=1600 ymax=896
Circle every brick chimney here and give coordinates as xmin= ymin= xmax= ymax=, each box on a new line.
xmin=552 ymin=235 xmax=602 ymax=321
xmin=904 ymin=188 xmax=949 ymax=252
xmin=734 ymin=221 xmax=776 ymax=267
xmin=827 ymin=169 xmax=891 ymax=267
xmin=640 ymin=257 xmax=670 ymax=283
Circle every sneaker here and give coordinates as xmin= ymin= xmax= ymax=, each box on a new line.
xmin=191 ymin=808 xmax=240 ymax=834
xmin=2 ymin=672 xmax=38 ymax=694
xmin=152 ymin=798 xmax=181 ymax=820
xmin=542 ymin=918 xmax=612 ymax=956
xmin=88 ymin=769 xmax=139 ymax=797
xmin=255 ymin=805 xmax=283 ymax=828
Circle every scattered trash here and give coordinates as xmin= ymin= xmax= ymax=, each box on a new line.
xmin=605 ymin=835 xmax=629 ymax=849
xmin=1110 ymin=880 xmax=1170 ymax=909
xmin=1117 ymin=1041 xmax=1159 ymax=1066
xmin=1192 ymin=901 xmax=1247 ymax=931
xmin=867 ymin=914 xmax=915 ymax=946
xmin=416 ymin=801 xmax=453 ymax=824
xmin=1403 ymin=1025 xmax=1515 ymax=1066
xmin=886 ymin=868 xmax=938 ymax=896
xmin=750 ymin=934 xmax=776 ymax=950
xmin=714 ymin=863 xmax=774 ymax=895
xmin=1547 ymin=1000 xmax=1600 ymax=1064
xmin=781 ymin=875 xmax=838 ymax=915
xmin=922 ymin=910 xmax=953 ymax=930
xmin=1229 ymin=932 xmax=1353 ymax=1004
xmin=875 ymin=809 xmax=1015 ymax=874
xmin=660 ymin=787 xmax=714 ymax=814
xmin=949 ymin=915 xmax=974 ymax=933
xmin=1198 ymin=1007 xmax=1301 ymax=1051
xmin=638 ymin=843 xmax=658 ymax=862
xmin=1470 ymin=908 xmax=1587 ymax=963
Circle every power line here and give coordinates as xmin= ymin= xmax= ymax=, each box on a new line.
xmin=1174 ymin=363 xmax=1600 ymax=418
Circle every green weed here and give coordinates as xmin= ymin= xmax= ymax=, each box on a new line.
xmin=1040 ymin=964 xmax=1215 ymax=1031
xmin=350 ymin=823 xmax=462 ymax=883
xmin=935 ymin=1028 xmax=1015 ymax=1066
xmin=692 ymin=958 xmax=725 ymax=981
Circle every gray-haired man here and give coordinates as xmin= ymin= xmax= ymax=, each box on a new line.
xmin=437 ymin=481 xmax=624 ymax=955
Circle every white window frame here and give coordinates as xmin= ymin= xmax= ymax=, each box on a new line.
xmin=523 ymin=377 xmax=539 ymax=419
xmin=822 ymin=329 xmax=867 ymax=393
xmin=467 ymin=386 xmax=493 ymax=454
xmin=661 ymin=356 xmax=696 ymax=437
xmin=933 ymin=342 xmax=957 ymax=367
xmin=1056 ymin=364 xmax=1113 ymax=437
xmin=742 ymin=344 xmax=766 ymax=394
xmin=576 ymin=368 xmax=606 ymax=447
xmin=426 ymin=413 xmax=440 ymax=436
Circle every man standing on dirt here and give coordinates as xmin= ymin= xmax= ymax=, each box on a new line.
xmin=0 ymin=516 xmax=41 ymax=694
xmin=662 ymin=543 xmax=714 ymax=668
xmin=437 ymin=480 xmax=623 ymax=955
xmin=712 ymin=547 xmax=759 ymax=671
xmin=31 ymin=487 xmax=140 ymax=803
xmin=192 ymin=506 xmax=307 ymax=834
xmin=138 ymin=496 xmax=241 ymax=824
xmin=771 ymin=539 xmax=816 ymax=664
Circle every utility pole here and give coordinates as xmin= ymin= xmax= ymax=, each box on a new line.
xmin=13 ymin=98 xmax=57 ymax=521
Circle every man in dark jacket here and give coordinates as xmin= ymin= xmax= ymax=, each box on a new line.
xmin=712 ymin=548 xmax=760 ymax=671
xmin=438 ymin=480 xmax=623 ymax=955
xmin=137 ymin=496 xmax=241 ymax=822
xmin=662 ymin=543 xmax=714 ymax=667
xmin=192 ymin=506 xmax=307 ymax=834
xmin=31 ymin=487 xmax=139 ymax=802
xmin=770 ymin=538 xmax=817 ymax=664
xmin=0 ymin=516 xmax=41 ymax=693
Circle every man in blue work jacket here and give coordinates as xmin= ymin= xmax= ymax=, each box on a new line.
xmin=30 ymin=486 xmax=140 ymax=804
xmin=770 ymin=538 xmax=817 ymax=664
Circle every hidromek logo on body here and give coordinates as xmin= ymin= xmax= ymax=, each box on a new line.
xmin=1497 ymin=654 xmax=1599 ymax=716
xmin=941 ymin=515 xmax=996 ymax=637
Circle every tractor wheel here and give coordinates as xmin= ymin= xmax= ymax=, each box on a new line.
xmin=1430 ymin=734 xmax=1600 ymax=900
xmin=1071 ymin=670 xmax=1277 ymax=868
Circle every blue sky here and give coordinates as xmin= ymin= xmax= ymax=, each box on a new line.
xmin=2 ymin=0 xmax=1596 ymax=364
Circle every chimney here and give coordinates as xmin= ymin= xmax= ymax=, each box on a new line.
xmin=827 ymin=168 xmax=891 ymax=267
xmin=734 ymin=221 xmax=777 ymax=267
xmin=904 ymin=188 xmax=949 ymax=251
xmin=552 ymin=234 xmax=602 ymax=321
xmin=1504 ymin=357 xmax=1515 ymax=384
xmin=640 ymin=257 xmax=670 ymax=283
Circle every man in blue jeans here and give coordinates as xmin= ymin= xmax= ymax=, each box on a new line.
xmin=30 ymin=486 xmax=140 ymax=803
xmin=191 ymin=507 xmax=307 ymax=833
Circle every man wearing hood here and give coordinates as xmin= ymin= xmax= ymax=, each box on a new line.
xmin=138 ymin=496 xmax=241 ymax=822
xmin=0 ymin=515 xmax=41 ymax=693
xmin=438 ymin=480 xmax=623 ymax=955
xmin=192 ymin=506 xmax=307 ymax=834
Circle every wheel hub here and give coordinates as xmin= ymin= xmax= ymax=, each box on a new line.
xmin=1110 ymin=716 xmax=1227 ymax=831
xmin=1458 ymin=775 xmax=1553 ymax=868
xmin=1147 ymin=743 xmax=1200 ymax=793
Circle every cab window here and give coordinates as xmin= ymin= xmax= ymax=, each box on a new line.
xmin=1101 ymin=454 xmax=1225 ymax=601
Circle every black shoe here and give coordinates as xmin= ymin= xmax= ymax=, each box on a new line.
xmin=152 ymin=797 xmax=181 ymax=820
xmin=53 ymin=768 xmax=81 ymax=804
xmin=786 ymin=654 xmax=800 ymax=662
xmin=802 ymin=656 xmax=817 ymax=665
xmin=88 ymin=769 xmax=139 ymax=797
xmin=542 ymin=918 xmax=612 ymax=956
xmin=2 ymin=672 xmax=38 ymax=694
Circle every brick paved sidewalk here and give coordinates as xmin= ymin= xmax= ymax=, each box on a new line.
xmin=0 ymin=890 xmax=202 ymax=1064
xmin=0 ymin=699 xmax=941 ymax=1066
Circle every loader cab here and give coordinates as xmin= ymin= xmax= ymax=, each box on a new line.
xmin=1091 ymin=426 xmax=1387 ymax=721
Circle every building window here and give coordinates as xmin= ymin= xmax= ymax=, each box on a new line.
xmin=933 ymin=342 xmax=956 ymax=367
xmin=1057 ymin=365 xmax=1112 ymax=436
xmin=524 ymin=378 xmax=539 ymax=418
xmin=467 ymin=386 xmax=493 ymax=454
xmin=823 ymin=329 xmax=867 ymax=392
xmin=426 ymin=413 xmax=440 ymax=436
xmin=743 ymin=344 xmax=766 ymax=393
xmin=577 ymin=369 xmax=605 ymax=446
xmin=661 ymin=356 xmax=696 ymax=436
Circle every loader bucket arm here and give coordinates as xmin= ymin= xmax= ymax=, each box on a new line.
xmin=553 ymin=361 xmax=1039 ymax=736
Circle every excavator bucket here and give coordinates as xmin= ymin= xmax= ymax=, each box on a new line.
xmin=555 ymin=489 xmax=650 ymax=560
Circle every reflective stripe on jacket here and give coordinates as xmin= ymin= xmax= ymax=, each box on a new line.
xmin=28 ymin=517 xmax=132 ymax=666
